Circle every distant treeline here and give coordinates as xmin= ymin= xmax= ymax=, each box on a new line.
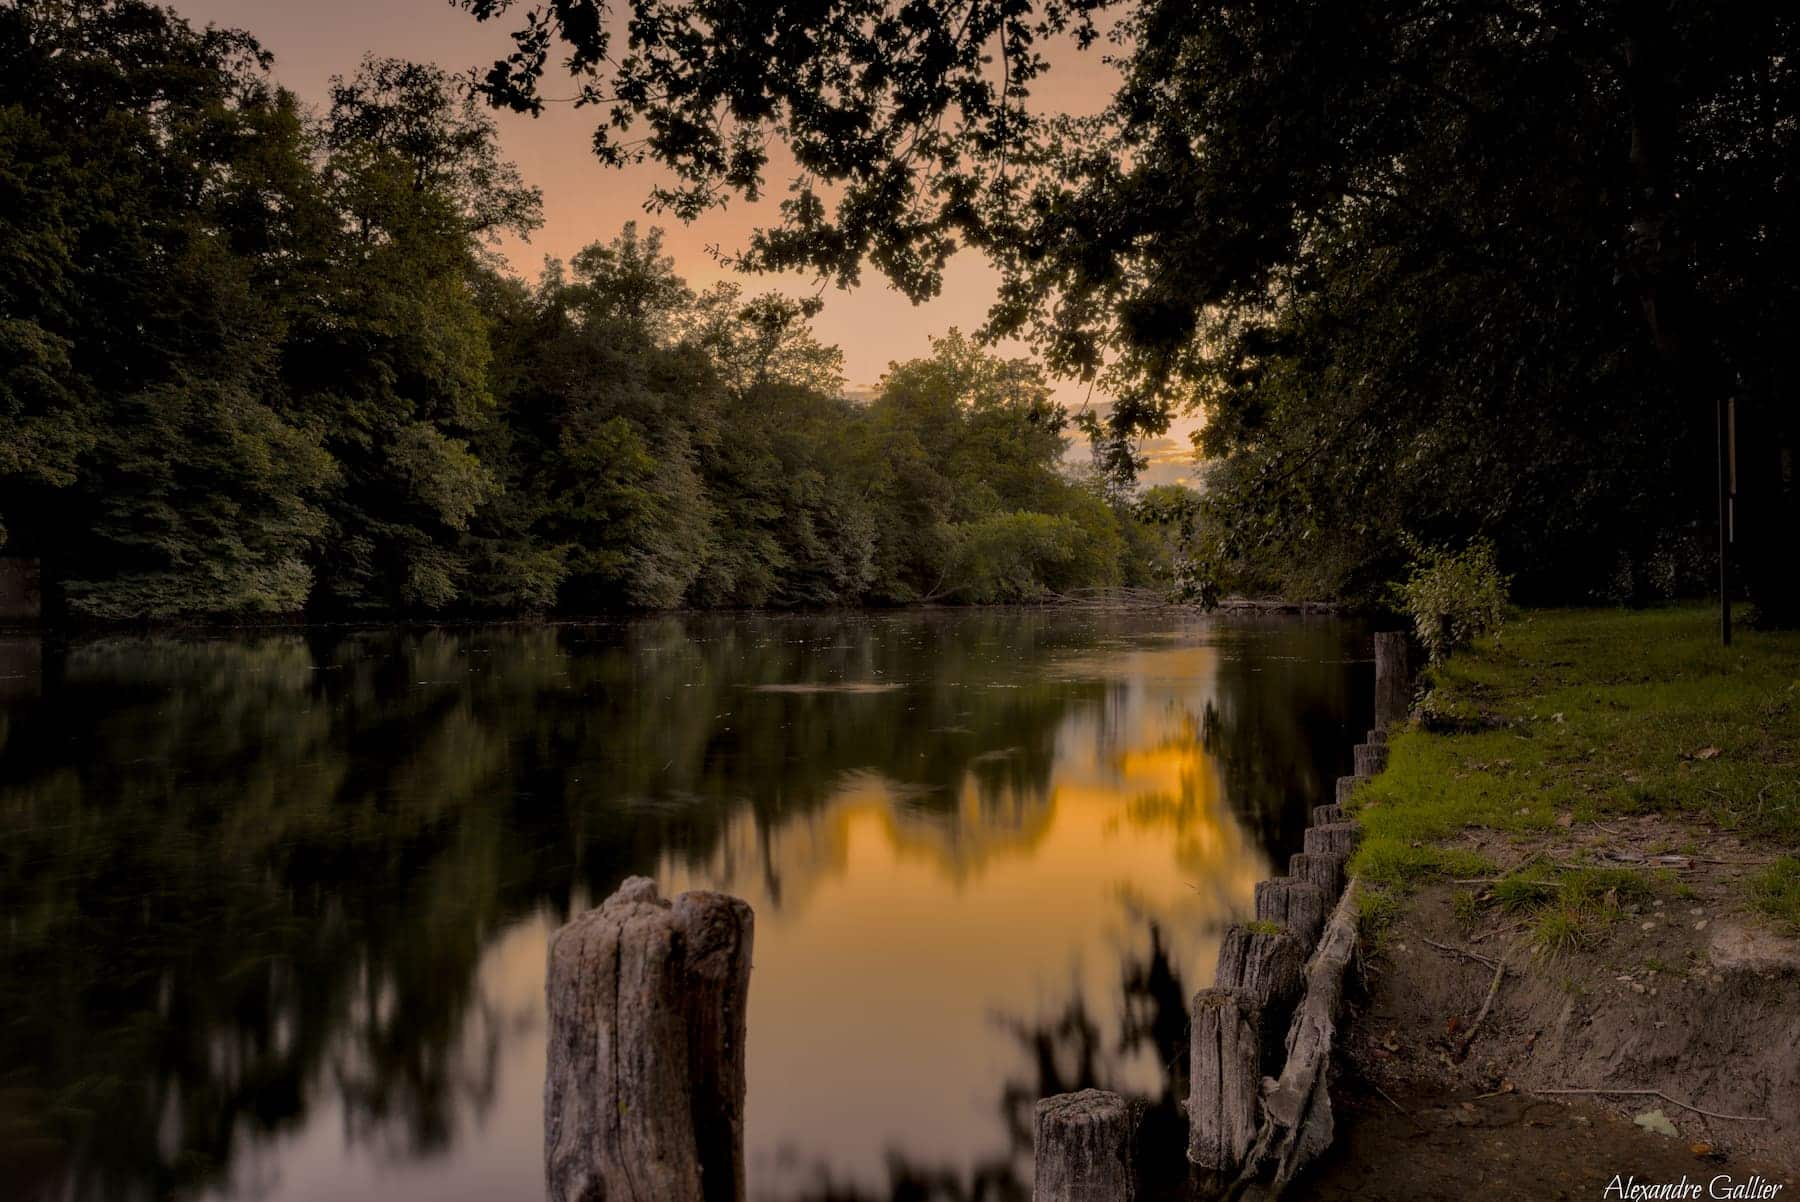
xmin=0 ymin=2 xmax=1183 ymax=620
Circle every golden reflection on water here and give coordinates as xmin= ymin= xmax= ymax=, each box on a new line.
xmin=3 ymin=614 xmax=1363 ymax=1202
xmin=660 ymin=640 xmax=1268 ymax=1196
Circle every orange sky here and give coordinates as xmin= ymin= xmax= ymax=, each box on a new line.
xmin=177 ymin=0 xmax=1200 ymax=483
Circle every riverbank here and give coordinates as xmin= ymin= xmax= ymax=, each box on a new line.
xmin=1338 ymin=607 xmax=1800 ymax=1174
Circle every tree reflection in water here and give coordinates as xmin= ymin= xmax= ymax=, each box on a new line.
xmin=0 ymin=613 xmax=1366 ymax=1201
xmin=774 ymin=921 xmax=1194 ymax=1202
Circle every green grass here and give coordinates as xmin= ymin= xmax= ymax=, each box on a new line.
xmin=1751 ymin=857 xmax=1800 ymax=928
xmin=1480 ymin=861 xmax=1656 ymax=955
xmin=1560 ymin=866 xmax=1654 ymax=908
xmin=1493 ymin=864 xmax=1560 ymax=912
xmin=1242 ymin=919 xmax=1286 ymax=936
xmin=1532 ymin=906 xmax=1595 ymax=956
xmin=1356 ymin=887 xmax=1404 ymax=950
xmin=1348 ymin=606 xmax=1800 ymax=914
xmin=1352 ymin=839 xmax=1494 ymax=888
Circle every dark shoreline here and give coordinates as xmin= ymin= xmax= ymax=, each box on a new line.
xmin=0 ymin=593 xmax=1351 ymax=638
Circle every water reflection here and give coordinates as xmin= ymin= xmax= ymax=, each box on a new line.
xmin=0 ymin=612 xmax=1368 ymax=1201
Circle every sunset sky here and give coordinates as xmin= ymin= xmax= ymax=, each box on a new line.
xmin=179 ymin=0 xmax=1200 ymax=484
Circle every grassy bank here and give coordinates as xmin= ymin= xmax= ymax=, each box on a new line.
xmin=1349 ymin=606 xmax=1800 ymax=939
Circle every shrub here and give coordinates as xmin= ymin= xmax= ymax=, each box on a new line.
xmin=1394 ymin=537 xmax=1511 ymax=661
xmin=945 ymin=510 xmax=1114 ymax=603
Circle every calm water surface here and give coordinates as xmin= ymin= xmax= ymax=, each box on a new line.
xmin=0 ymin=611 xmax=1370 ymax=1202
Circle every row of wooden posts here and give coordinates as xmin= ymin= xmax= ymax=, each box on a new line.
xmin=542 ymin=633 xmax=1414 ymax=1202
xmin=1032 ymin=632 xmax=1411 ymax=1197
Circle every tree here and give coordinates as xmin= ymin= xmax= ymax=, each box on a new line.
xmin=857 ymin=331 xmax=1121 ymax=601
xmin=463 ymin=0 xmax=1800 ymax=621
xmin=682 ymin=283 xmax=875 ymax=606
xmin=467 ymin=227 xmax=720 ymax=609
xmin=3 ymin=1 xmax=1154 ymax=620
xmin=0 ymin=0 xmax=334 ymax=618
xmin=292 ymin=53 xmax=543 ymax=610
xmin=325 ymin=55 xmax=543 ymax=242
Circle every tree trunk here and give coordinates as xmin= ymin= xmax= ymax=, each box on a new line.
xmin=1250 ymin=881 xmax=1362 ymax=1192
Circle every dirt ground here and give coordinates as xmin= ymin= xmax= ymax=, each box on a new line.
xmin=1306 ymin=811 xmax=1800 ymax=1193
xmin=1300 ymin=1079 xmax=1793 ymax=1200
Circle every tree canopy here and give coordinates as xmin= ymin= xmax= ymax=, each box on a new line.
xmin=9 ymin=0 xmax=1795 ymax=618
xmin=0 ymin=0 xmax=1155 ymax=619
xmin=464 ymin=0 xmax=1800 ymax=621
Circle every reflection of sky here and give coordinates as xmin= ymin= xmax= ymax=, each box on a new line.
xmin=659 ymin=641 xmax=1265 ymax=1198
xmin=177 ymin=625 xmax=1292 ymax=1202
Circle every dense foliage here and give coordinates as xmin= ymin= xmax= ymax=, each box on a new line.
xmin=468 ymin=0 xmax=1800 ymax=623
xmin=0 ymin=0 xmax=1141 ymax=619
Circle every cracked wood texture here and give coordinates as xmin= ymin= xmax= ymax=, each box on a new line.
xmin=1302 ymin=822 xmax=1358 ymax=858
xmin=1216 ymin=925 xmax=1307 ymax=1076
xmin=1251 ymin=879 xmax=1362 ymax=1192
xmin=1289 ymin=852 xmax=1345 ymax=903
xmin=1253 ymin=877 xmax=1327 ymax=947
xmin=545 ymin=877 xmax=754 ymax=1202
xmin=1033 ymin=1089 xmax=1141 ymax=1202
xmin=1187 ymin=986 xmax=1260 ymax=1175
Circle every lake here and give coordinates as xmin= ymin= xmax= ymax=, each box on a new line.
xmin=0 ymin=610 xmax=1371 ymax=1201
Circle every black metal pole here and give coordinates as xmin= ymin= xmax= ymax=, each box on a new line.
xmin=1716 ymin=392 xmax=1732 ymax=646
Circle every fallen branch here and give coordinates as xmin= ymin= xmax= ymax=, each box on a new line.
xmin=1530 ymin=1088 xmax=1770 ymax=1124
xmin=1421 ymin=937 xmax=1503 ymax=971
xmin=1454 ymin=941 xmax=1511 ymax=1061
xmin=1469 ymin=920 xmax=1527 ymax=945
xmin=1370 ymin=1081 xmax=1430 ymax=1132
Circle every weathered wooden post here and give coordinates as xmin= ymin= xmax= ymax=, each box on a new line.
xmin=1033 ymin=1089 xmax=1142 ymax=1201
xmin=1334 ymin=775 xmax=1359 ymax=806
xmin=1216 ymin=924 xmax=1306 ymax=1074
xmin=545 ymin=877 xmax=754 ymax=1202
xmin=1373 ymin=631 xmax=1414 ymax=731
xmin=1310 ymin=803 xmax=1344 ymax=827
xmin=1257 ymin=882 xmax=1363 ymax=1191
xmin=1216 ymin=925 xmax=1305 ymax=1012
xmin=1187 ymin=987 xmax=1260 ymax=1176
xmin=1352 ymin=741 xmax=1389 ymax=777
xmin=1289 ymin=852 xmax=1345 ymax=902
xmin=1254 ymin=877 xmax=1327 ymax=946
xmin=1302 ymin=822 xmax=1358 ymax=859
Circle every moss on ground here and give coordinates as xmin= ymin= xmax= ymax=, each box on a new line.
xmin=1348 ymin=606 xmax=1800 ymax=925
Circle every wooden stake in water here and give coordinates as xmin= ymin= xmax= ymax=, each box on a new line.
xmin=1033 ymin=1089 xmax=1142 ymax=1201
xmin=544 ymin=877 xmax=754 ymax=1202
xmin=1373 ymin=632 xmax=1415 ymax=730
xmin=1187 ymin=987 xmax=1261 ymax=1176
xmin=1254 ymin=877 xmax=1327 ymax=947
